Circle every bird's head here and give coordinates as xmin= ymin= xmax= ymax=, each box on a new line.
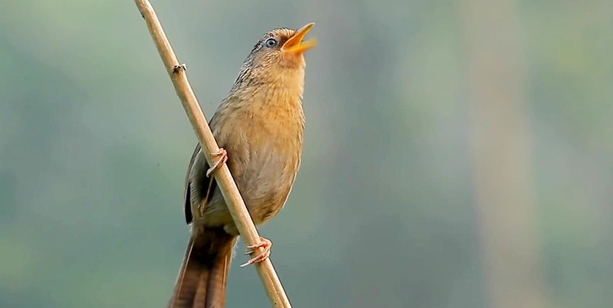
xmin=232 ymin=23 xmax=317 ymax=90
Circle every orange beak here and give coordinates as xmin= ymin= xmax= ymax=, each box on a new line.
xmin=282 ymin=23 xmax=317 ymax=55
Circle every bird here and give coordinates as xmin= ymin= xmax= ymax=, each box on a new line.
xmin=168 ymin=23 xmax=316 ymax=308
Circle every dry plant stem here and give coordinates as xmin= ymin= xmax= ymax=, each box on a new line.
xmin=133 ymin=1 xmax=292 ymax=307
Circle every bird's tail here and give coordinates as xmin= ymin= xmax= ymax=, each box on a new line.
xmin=168 ymin=228 xmax=237 ymax=308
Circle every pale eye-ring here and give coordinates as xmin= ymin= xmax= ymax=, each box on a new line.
xmin=265 ymin=38 xmax=278 ymax=48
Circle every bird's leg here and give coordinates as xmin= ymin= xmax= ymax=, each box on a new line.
xmin=241 ymin=237 xmax=272 ymax=267
xmin=206 ymin=148 xmax=228 ymax=177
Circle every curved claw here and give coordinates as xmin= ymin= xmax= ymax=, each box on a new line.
xmin=241 ymin=237 xmax=272 ymax=267
xmin=206 ymin=148 xmax=228 ymax=177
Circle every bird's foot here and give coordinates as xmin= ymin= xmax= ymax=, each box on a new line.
xmin=241 ymin=237 xmax=272 ymax=267
xmin=206 ymin=148 xmax=228 ymax=177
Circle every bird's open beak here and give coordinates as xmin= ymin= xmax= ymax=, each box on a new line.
xmin=282 ymin=23 xmax=317 ymax=55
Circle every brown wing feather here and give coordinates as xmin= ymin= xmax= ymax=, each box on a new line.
xmin=183 ymin=143 xmax=218 ymax=225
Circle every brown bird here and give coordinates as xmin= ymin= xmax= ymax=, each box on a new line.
xmin=168 ymin=23 xmax=316 ymax=308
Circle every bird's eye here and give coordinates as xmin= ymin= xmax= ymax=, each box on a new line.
xmin=265 ymin=38 xmax=278 ymax=48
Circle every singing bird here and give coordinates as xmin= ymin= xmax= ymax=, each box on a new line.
xmin=169 ymin=23 xmax=317 ymax=308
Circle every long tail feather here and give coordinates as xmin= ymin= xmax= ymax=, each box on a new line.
xmin=169 ymin=228 xmax=237 ymax=308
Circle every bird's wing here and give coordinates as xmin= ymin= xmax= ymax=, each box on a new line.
xmin=183 ymin=143 xmax=201 ymax=225
xmin=184 ymin=142 xmax=220 ymax=225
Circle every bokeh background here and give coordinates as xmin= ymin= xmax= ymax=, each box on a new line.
xmin=1 ymin=0 xmax=612 ymax=307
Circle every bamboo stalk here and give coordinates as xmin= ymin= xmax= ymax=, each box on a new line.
xmin=133 ymin=1 xmax=292 ymax=307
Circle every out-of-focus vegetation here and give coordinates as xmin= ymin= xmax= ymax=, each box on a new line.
xmin=1 ymin=0 xmax=612 ymax=307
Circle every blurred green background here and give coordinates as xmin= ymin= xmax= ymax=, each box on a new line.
xmin=1 ymin=0 xmax=612 ymax=307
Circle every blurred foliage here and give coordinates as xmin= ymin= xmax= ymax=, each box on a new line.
xmin=1 ymin=0 xmax=612 ymax=307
